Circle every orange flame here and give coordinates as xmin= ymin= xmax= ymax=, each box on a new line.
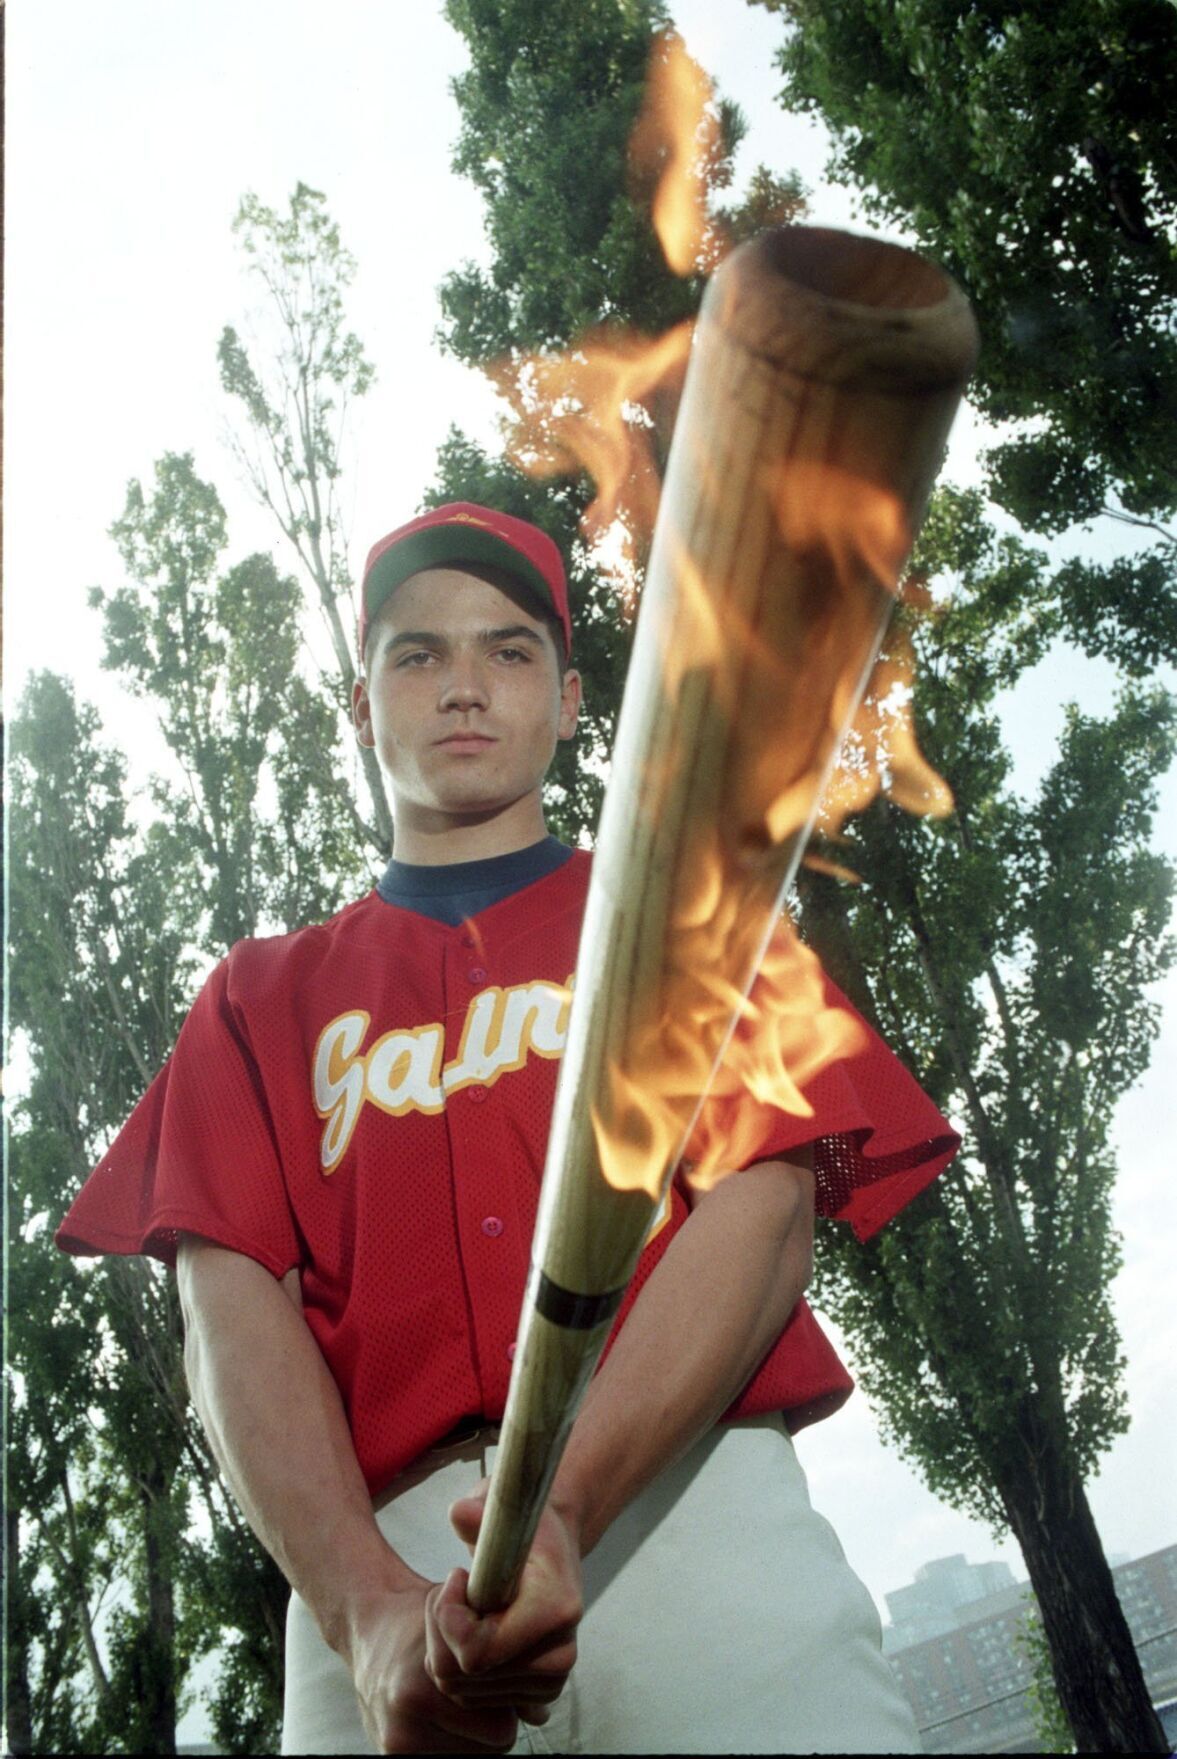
xmin=629 ymin=32 xmax=722 ymax=276
xmin=580 ymin=467 xmax=916 ymax=1204
xmin=758 ymin=462 xmax=954 ymax=848
xmin=491 ymin=33 xmax=725 ymax=599
xmin=490 ymin=34 xmax=955 ymax=1213
xmin=490 ymin=323 xmax=693 ymax=611
xmin=818 ymin=628 xmax=955 ymax=835
xmin=590 ymin=883 xmax=868 ymax=1206
xmin=770 ymin=461 xmax=911 ymax=600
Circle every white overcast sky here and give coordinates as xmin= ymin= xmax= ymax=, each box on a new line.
xmin=5 ymin=0 xmax=1175 ymax=1712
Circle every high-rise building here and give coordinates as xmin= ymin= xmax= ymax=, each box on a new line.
xmin=881 ymin=1544 xmax=1177 ymax=1755
xmin=883 ymin=1553 xmax=1023 ymax=1650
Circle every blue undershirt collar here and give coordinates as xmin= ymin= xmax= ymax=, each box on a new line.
xmin=376 ymin=835 xmax=574 ymax=926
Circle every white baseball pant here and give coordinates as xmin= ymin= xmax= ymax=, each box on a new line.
xmin=281 ymin=1412 xmax=921 ymax=1754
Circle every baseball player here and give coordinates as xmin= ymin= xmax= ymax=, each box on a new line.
xmin=58 ymin=502 xmax=959 ymax=1755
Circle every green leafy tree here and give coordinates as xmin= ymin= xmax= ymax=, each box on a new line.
xmin=752 ymin=0 xmax=1177 ymax=538
xmin=8 ymin=675 xmax=201 ymax=1754
xmin=740 ymin=5 xmax=1176 ymax=1743
xmin=441 ymin=0 xmax=805 ymax=346
xmin=7 ymin=442 xmax=371 ymax=1750
xmin=94 ymin=450 xmax=368 ymax=943
xmin=10 ymin=185 xmax=387 ymax=1750
xmin=8 ymin=158 xmax=401 ymax=1746
xmin=800 ymin=490 xmax=1173 ymax=1752
xmin=8 ymin=1122 xmax=116 ymax=1757
xmin=444 ymin=0 xmax=704 ymax=352
xmin=217 ymin=181 xmax=394 ymax=855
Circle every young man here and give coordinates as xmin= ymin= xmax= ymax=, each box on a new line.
xmin=58 ymin=502 xmax=958 ymax=1755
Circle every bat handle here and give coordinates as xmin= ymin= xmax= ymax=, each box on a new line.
xmin=466 ymin=1302 xmax=613 ymax=1613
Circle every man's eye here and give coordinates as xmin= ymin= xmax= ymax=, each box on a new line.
xmin=395 ymin=650 xmax=435 ymax=667
xmin=496 ymin=646 xmax=531 ymax=663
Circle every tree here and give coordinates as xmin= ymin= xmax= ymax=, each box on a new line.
xmin=741 ymin=5 xmax=1176 ymax=1743
xmin=10 ymin=165 xmax=401 ymax=1747
xmin=8 ymin=674 xmax=201 ymax=1755
xmin=217 ymin=181 xmax=394 ymax=855
xmin=7 ymin=443 xmax=371 ymax=1748
xmin=800 ymin=490 xmax=1174 ymax=1752
xmin=10 ymin=164 xmax=402 ymax=1747
xmin=752 ymin=0 xmax=1177 ymax=538
xmin=433 ymin=5 xmax=1175 ymax=1749
xmin=443 ymin=0 xmax=696 ymax=353
xmin=94 ymin=449 xmax=368 ymax=943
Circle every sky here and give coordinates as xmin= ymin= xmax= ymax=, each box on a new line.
xmin=5 ymin=0 xmax=1175 ymax=1738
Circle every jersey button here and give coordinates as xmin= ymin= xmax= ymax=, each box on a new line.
xmin=468 ymin=1086 xmax=487 ymax=1104
xmin=481 ymin=1216 xmax=504 ymax=1237
xmin=506 ymin=1340 xmax=517 ymax=1361
xmin=468 ymin=966 xmax=488 ymax=984
xmin=460 ymin=932 xmax=475 ymax=948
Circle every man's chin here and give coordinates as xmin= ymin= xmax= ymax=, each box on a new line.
xmin=423 ymin=789 xmax=526 ymax=825
xmin=391 ymin=767 xmax=545 ymax=829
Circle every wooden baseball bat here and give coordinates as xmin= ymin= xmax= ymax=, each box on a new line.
xmin=466 ymin=225 xmax=978 ymax=1612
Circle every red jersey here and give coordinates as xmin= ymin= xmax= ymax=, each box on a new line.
xmin=56 ymin=851 xmax=959 ymax=1495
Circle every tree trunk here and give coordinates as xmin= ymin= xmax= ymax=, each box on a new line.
xmin=5 ymin=1508 xmax=35 ymax=1756
xmin=140 ymin=1467 xmax=178 ymax=1755
xmin=998 ymin=1410 xmax=1167 ymax=1753
xmin=796 ymin=866 xmax=886 ymax=1032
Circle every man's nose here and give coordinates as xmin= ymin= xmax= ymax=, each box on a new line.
xmin=438 ymin=658 xmax=490 ymax=711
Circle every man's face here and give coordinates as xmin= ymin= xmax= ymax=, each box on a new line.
xmin=353 ymin=567 xmax=580 ymax=832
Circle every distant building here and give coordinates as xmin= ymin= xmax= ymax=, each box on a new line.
xmin=883 ymin=1553 xmax=1024 ymax=1651
xmin=881 ymin=1543 xmax=1177 ymax=1755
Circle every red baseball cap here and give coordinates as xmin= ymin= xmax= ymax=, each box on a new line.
xmin=359 ymin=502 xmax=572 ymax=662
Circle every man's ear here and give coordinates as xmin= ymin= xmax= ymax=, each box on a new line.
xmin=558 ymin=668 xmax=582 ymax=741
xmin=353 ymin=675 xmax=375 ymax=748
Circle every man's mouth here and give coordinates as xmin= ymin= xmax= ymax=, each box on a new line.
xmin=436 ymin=733 xmax=497 ymax=753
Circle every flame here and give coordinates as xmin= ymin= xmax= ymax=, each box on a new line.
xmin=629 ymin=32 xmax=722 ymax=276
xmin=818 ymin=629 xmax=955 ymax=834
xmin=589 ymin=886 xmax=867 ymax=1205
xmin=489 ymin=33 xmax=956 ymax=1214
xmin=581 ymin=468 xmax=916 ymax=1203
xmin=491 ymin=33 xmax=724 ymax=598
xmin=491 ymin=322 xmax=693 ymax=610
xmin=769 ymin=461 xmax=911 ymax=599
xmin=759 ymin=461 xmax=953 ymax=845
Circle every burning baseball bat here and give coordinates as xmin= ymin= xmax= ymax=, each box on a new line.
xmin=466 ymin=225 xmax=978 ymax=1612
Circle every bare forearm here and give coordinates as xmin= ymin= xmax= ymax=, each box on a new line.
xmin=176 ymin=1235 xmax=419 ymax=1658
xmin=548 ymin=1157 xmax=814 ymax=1556
xmin=179 ymin=1238 xmax=577 ymax=1750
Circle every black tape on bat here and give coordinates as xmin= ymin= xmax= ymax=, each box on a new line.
xmin=533 ymin=1271 xmax=627 ymax=1331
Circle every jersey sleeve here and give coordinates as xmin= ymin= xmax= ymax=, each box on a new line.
xmin=55 ymin=956 xmax=300 ymax=1276
xmin=687 ymin=961 xmax=960 ymax=1241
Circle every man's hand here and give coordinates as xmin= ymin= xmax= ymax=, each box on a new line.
xmin=423 ymin=1483 xmax=582 ymax=1730
xmin=345 ymin=1489 xmax=581 ymax=1754
xmin=347 ymin=1578 xmax=521 ymax=1755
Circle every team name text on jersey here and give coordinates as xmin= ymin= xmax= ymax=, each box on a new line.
xmin=312 ymin=978 xmax=574 ymax=1173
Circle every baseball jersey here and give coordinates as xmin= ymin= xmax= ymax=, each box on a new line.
xmin=56 ymin=848 xmax=960 ymax=1496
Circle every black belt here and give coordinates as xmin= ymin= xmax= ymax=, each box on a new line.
xmin=437 ymin=1412 xmax=494 ymax=1446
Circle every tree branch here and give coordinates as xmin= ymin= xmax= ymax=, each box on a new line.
xmin=52 ymin=1473 xmax=111 ymax=1700
xmin=1098 ymin=506 xmax=1176 ymax=544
